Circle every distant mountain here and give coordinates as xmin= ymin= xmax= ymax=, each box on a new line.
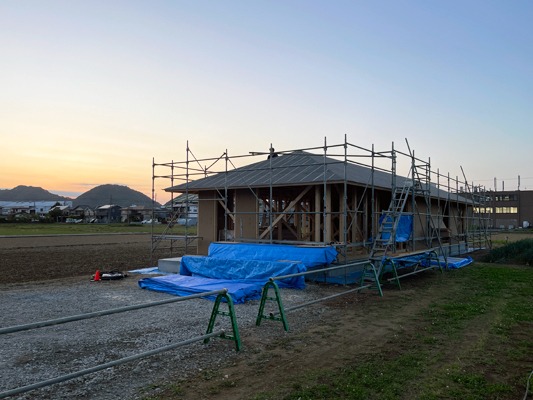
xmin=73 ymin=184 xmax=159 ymax=208
xmin=0 ymin=185 xmax=71 ymax=202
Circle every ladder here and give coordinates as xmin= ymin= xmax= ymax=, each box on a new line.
xmin=370 ymin=179 xmax=411 ymax=264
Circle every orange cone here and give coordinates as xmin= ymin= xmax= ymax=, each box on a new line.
xmin=94 ymin=270 xmax=100 ymax=281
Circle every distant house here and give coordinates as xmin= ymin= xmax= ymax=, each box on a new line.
xmin=49 ymin=205 xmax=71 ymax=222
xmin=156 ymin=207 xmax=171 ymax=222
xmin=84 ymin=206 xmax=97 ymax=223
xmin=95 ymin=205 xmax=122 ymax=223
xmin=0 ymin=201 xmax=72 ymax=217
xmin=70 ymin=205 xmax=90 ymax=218
xmin=169 ymin=193 xmax=198 ymax=220
xmin=121 ymin=205 xmax=153 ymax=222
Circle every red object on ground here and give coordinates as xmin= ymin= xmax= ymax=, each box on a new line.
xmin=94 ymin=270 xmax=100 ymax=281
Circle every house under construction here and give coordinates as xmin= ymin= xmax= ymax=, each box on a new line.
xmin=151 ymin=137 xmax=491 ymax=269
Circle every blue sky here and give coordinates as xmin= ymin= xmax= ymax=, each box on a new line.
xmin=1 ymin=1 xmax=531 ymax=201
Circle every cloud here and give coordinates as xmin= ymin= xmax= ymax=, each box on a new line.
xmin=49 ymin=190 xmax=82 ymax=198
xmin=78 ymin=183 xmax=129 ymax=187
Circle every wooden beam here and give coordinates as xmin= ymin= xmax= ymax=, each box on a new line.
xmin=280 ymin=217 xmax=298 ymax=239
xmin=218 ymin=200 xmax=235 ymax=221
xmin=314 ymin=185 xmax=321 ymax=242
xmin=325 ymin=185 xmax=332 ymax=242
xmin=259 ymin=185 xmax=313 ymax=239
xmin=339 ymin=185 xmax=345 ymax=243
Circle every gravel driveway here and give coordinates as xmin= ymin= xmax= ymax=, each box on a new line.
xmin=0 ymin=236 xmax=343 ymax=399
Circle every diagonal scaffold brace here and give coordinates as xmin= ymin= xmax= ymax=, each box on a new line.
xmin=255 ymin=280 xmax=289 ymax=332
xmin=204 ymin=291 xmax=242 ymax=351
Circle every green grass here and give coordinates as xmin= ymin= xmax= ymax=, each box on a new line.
xmin=145 ymin=263 xmax=533 ymax=400
xmin=278 ymin=264 xmax=533 ymax=400
xmin=0 ymin=223 xmax=197 ymax=236
xmin=482 ymin=239 xmax=533 ymax=265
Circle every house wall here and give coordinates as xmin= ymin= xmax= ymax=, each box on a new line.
xmin=194 ymin=183 xmax=471 ymax=256
xmin=234 ymin=189 xmax=258 ymax=240
xmin=197 ymin=191 xmax=218 ymax=255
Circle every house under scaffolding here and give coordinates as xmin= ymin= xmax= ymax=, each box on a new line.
xmin=151 ymin=137 xmax=492 ymax=272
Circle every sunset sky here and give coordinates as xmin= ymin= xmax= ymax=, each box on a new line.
xmin=1 ymin=1 xmax=532 ymax=203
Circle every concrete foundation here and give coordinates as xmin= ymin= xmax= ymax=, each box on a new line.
xmin=157 ymin=257 xmax=182 ymax=273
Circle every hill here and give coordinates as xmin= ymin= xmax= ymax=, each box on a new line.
xmin=73 ymin=184 xmax=159 ymax=208
xmin=0 ymin=185 xmax=71 ymax=202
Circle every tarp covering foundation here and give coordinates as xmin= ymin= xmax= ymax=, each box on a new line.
xmin=180 ymin=256 xmax=306 ymax=289
xmin=208 ymin=243 xmax=338 ymax=268
xmin=140 ymin=243 xmax=337 ymax=302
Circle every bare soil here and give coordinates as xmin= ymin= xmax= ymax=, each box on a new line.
xmin=492 ymin=232 xmax=533 ymax=242
xmin=0 ymin=235 xmax=155 ymax=284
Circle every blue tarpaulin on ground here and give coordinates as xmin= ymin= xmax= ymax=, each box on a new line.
xmin=385 ymin=254 xmax=473 ymax=270
xmin=180 ymin=256 xmax=306 ymax=289
xmin=421 ymin=256 xmax=473 ymax=269
xmin=379 ymin=215 xmax=413 ymax=242
xmin=138 ymin=275 xmax=262 ymax=304
xmin=129 ymin=267 xmax=172 ymax=275
xmin=208 ymin=243 xmax=338 ymax=268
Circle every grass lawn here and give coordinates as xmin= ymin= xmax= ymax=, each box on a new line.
xmin=275 ymin=264 xmax=533 ymax=400
xmin=146 ymin=261 xmax=533 ymax=400
xmin=0 ymin=223 xmax=197 ymax=236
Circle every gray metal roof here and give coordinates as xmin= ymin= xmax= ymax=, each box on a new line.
xmin=167 ymin=151 xmax=391 ymax=189
xmin=166 ymin=151 xmax=468 ymax=202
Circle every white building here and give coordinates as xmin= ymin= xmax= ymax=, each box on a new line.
xmin=0 ymin=201 xmax=73 ymax=217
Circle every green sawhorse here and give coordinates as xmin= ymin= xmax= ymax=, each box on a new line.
xmin=204 ymin=291 xmax=242 ymax=351
xmin=255 ymin=280 xmax=290 ymax=332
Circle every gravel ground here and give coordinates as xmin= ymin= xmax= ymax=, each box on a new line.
xmin=0 ymin=237 xmax=345 ymax=400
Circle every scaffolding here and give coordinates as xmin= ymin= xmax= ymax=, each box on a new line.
xmin=150 ymin=137 xmax=492 ymax=271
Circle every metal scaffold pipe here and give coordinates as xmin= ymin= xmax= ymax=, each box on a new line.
xmin=0 ymin=289 xmax=228 ymax=335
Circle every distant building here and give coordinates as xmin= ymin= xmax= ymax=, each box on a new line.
xmin=0 ymin=201 xmax=72 ymax=217
xmin=121 ymin=205 xmax=153 ymax=222
xmin=473 ymin=190 xmax=533 ymax=229
xmin=84 ymin=206 xmax=97 ymax=223
xmin=70 ymin=205 xmax=91 ymax=218
xmin=169 ymin=193 xmax=198 ymax=219
xmin=95 ymin=205 xmax=122 ymax=223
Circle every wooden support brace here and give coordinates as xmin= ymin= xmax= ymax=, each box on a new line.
xmin=218 ymin=200 xmax=235 ymax=221
xmin=259 ymin=185 xmax=313 ymax=239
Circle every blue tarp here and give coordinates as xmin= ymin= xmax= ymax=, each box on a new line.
xmin=379 ymin=215 xmax=412 ymax=242
xmin=421 ymin=256 xmax=473 ymax=269
xmin=129 ymin=267 xmax=172 ymax=275
xmin=385 ymin=254 xmax=473 ymax=270
xmin=180 ymin=256 xmax=306 ymax=289
xmin=208 ymin=243 xmax=338 ymax=268
xmin=138 ymin=275 xmax=262 ymax=304
xmin=139 ymin=243 xmax=337 ymax=302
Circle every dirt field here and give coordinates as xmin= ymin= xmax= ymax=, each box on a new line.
xmin=492 ymin=232 xmax=533 ymax=242
xmin=1 ymin=235 xmax=532 ymax=400
xmin=0 ymin=234 xmax=172 ymax=284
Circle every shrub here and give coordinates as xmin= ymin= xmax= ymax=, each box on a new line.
xmin=482 ymin=239 xmax=533 ymax=265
